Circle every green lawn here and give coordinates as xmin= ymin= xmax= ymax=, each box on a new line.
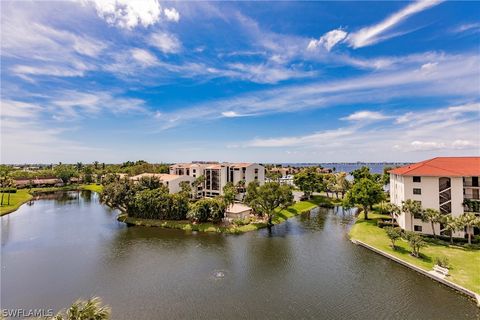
xmin=272 ymin=195 xmax=333 ymax=224
xmin=0 ymin=190 xmax=33 ymax=216
xmin=0 ymin=184 xmax=104 ymax=216
xmin=80 ymin=184 xmax=104 ymax=193
xmin=349 ymin=212 xmax=480 ymax=294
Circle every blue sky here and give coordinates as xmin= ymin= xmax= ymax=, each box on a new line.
xmin=1 ymin=0 xmax=479 ymax=164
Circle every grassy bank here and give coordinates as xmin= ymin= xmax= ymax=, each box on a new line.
xmin=0 ymin=184 xmax=104 ymax=216
xmin=120 ymin=195 xmax=335 ymax=234
xmin=349 ymin=212 xmax=480 ymax=294
xmin=0 ymin=190 xmax=33 ymax=216
xmin=80 ymin=184 xmax=104 ymax=193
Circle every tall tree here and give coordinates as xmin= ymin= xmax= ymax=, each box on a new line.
xmin=343 ymin=178 xmax=385 ymax=220
xmin=460 ymin=212 xmax=478 ymax=245
xmin=293 ymin=168 xmax=322 ymax=199
xmin=245 ymin=182 xmax=293 ymax=227
xmin=402 ymin=199 xmax=422 ymax=231
xmin=441 ymin=214 xmax=461 ymax=244
xmin=222 ymin=182 xmax=237 ymax=207
xmin=422 ymin=208 xmax=441 ymax=239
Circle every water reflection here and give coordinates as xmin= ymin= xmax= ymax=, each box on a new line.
xmin=1 ymin=192 xmax=478 ymax=320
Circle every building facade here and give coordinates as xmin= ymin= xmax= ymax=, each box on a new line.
xmin=389 ymin=157 xmax=480 ymax=237
xmin=170 ymin=162 xmax=265 ymax=197
xmin=130 ymin=173 xmax=195 ymax=194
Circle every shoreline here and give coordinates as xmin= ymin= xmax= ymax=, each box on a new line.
xmin=351 ymin=238 xmax=480 ymax=307
xmin=0 ymin=184 xmax=103 ymax=216
xmin=117 ymin=196 xmax=332 ymax=234
xmin=349 ymin=212 xmax=480 ymax=306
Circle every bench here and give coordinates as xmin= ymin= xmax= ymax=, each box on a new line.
xmin=433 ymin=265 xmax=449 ymax=276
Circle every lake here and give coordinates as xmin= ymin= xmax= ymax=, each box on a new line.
xmin=1 ymin=191 xmax=478 ymax=319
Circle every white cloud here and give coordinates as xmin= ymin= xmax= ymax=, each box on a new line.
xmin=153 ymin=53 xmax=479 ymax=129
xmin=307 ymin=29 xmax=347 ymax=51
xmin=149 ymin=32 xmax=181 ymax=53
xmin=341 ymin=111 xmax=389 ymax=121
xmin=50 ymin=90 xmax=146 ymax=119
xmin=164 ymin=7 xmax=180 ymax=22
xmin=131 ymin=48 xmax=158 ymax=66
xmin=410 ymin=140 xmax=446 ymax=151
xmin=86 ymin=0 xmax=162 ymax=29
xmin=347 ymin=0 xmax=443 ymax=48
xmin=452 ymin=23 xmax=480 ymax=34
xmin=240 ymin=102 xmax=479 ymax=161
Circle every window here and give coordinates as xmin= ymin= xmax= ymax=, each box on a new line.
xmin=413 ymin=176 xmax=421 ymax=183
xmin=414 ymin=225 xmax=422 ymax=232
xmin=413 ymin=188 xmax=421 ymax=195
xmin=473 ymin=177 xmax=479 ymax=187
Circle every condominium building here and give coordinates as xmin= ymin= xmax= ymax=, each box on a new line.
xmin=389 ymin=157 xmax=480 ymax=238
xmin=170 ymin=162 xmax=265 ymax=197
xmin=130 ymin=173 xmax=195 ymax=194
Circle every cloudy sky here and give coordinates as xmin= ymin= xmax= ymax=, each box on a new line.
xmin=1 ymin=0 xmax=479 ymax=164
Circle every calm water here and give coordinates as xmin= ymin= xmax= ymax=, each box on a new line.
xmin=1 ymin=191 xmax=478 ymax=319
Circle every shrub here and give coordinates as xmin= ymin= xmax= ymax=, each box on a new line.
xmin=404 ymin=231 xmax=427 ymax=258
xmin=0 ymin=188 xmax=17 ymax=193
xmin=187 ymin=198 xmax=225 ymax=223
xmin=385 ymin=227 xmax=402 ymax=250
xmin=434 ymin=256 xmax=450 ymax=268
xmin=233 ymin=218 xmax=251 ymax=226
xmin=377 ymin=220 xmax=399 ymax=228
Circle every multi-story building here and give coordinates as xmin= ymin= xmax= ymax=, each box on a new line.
xmin=130 ymin=173 xmax=195 ymax=194
xmin=170 ymin=162 xmax=265 ymax=197
xmin=389 ymin=157 xmax=480 ymax=238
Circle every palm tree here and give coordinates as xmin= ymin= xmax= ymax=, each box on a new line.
xmin=422 ymin=208 xmax=441 ymax=239
xmin=460 ymin=212 xmax=478 ymax=245
xmin=93 ymin=161 xmax=99 ymax=170
xmin=53 ymin=296 xmax=110 ymax=320
xmin=402 ymin=199 xmax=422 ymax=232
xmin=385 ymin=203 xmax=401 ymax=225
xmin=441 ymin=214 xmax=461 ymax=244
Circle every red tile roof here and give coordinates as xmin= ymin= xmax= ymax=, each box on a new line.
xmin=389 ymin=157 xmax=480 ymax=177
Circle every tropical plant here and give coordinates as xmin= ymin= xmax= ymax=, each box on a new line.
xmin=385 ymin=227 xmax=402 ymax=250
xmin=401 ymin=199 xmax=422 ymax=231
xmin=441 ymin=214 xmax=461 ymax=244
xmin=384 ymin=203 xmax=401 ymax=224
xmin=343 ymin=178 xmax=385 ymax=220
xmin=422 ymin=208 xmax=441 ymax=239
xmin=460 ymin=212 xmax=479 ymax=245
xmin=404 ymin=231 xmax=427 ymax=258
xmin=52 ymin=296 xmax=110 ymax=320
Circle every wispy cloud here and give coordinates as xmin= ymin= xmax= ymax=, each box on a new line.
xmin=347 ymin=0 xmax=443 ymax=48
xmin=149 ymin=32 xmax=182 ymax=53
xmin=310 ymin=0 xmax=443 ymax=51
xmin=341 ymin=111 xmax=390 ymax=122
xmin=241 ymin=102 xmax=479 ymax=160
xmin=164 ymin=7 xmax=180 ymax=22
xmin=152 ymin=53 xmax=479 ymax=129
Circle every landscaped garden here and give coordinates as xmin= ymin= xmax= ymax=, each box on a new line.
xmin=349 ymin=211 xmax=480 ymax=294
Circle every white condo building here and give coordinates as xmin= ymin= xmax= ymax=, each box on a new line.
xmin=389 ymin=157 xmax=480 ymax=238
xmin=130 ymin=173 xmax=195 ymax=194
xmin=170 ymin=162 xmax=265 ymax=197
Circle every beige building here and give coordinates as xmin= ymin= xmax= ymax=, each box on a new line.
xmin=170 ymin=162 xmax=265 ymax=197
xmin=130 ymin=173 xmax=195 ymax=194
xmin=389 ymin=157 xmax=480 ymax=238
